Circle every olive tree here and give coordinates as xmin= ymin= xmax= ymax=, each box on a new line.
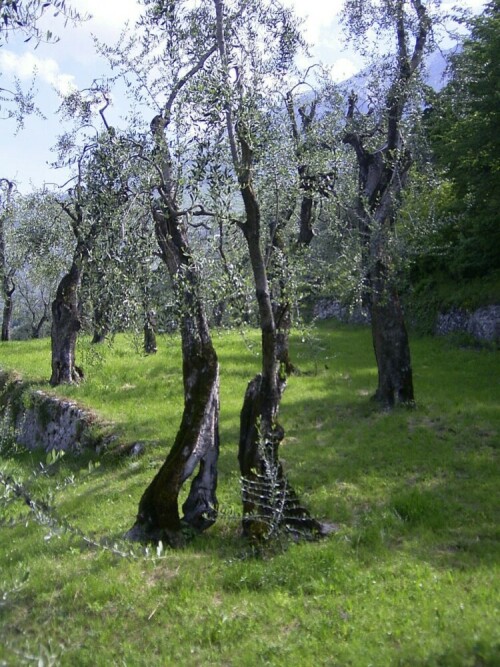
xmin=213 ymin=0 xmax=330 ymax=541
xmin=98 ymin=0 xmax=223 ymax=543
xmin=337 ymin=0 xmax=441 ymax=407
xmin=10 ymin=188 xmax=73 ymax=339
xmin=49 ymin=98 xmax=133 ymax=385
xmin=0 ymin=178 xmax=15 ymax=341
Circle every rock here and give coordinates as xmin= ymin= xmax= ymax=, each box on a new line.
xmin=313 ymin=299 xmax=370 ymax=324
xmin=435 ymin=305 xmax=500 ymax=343
xmin=0 ymin=370 xmax=104 ymax=454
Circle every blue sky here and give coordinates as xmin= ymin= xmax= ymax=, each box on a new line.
xmin=0 ymin=0 xmax=486 ymax=192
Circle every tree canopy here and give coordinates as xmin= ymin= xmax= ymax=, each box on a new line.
xmin=426 ymin=0 xmax=500 ymax=278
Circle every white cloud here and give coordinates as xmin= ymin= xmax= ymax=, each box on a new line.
xmin=77 ymin=0 xmax=141 ymax=38
xmin=330 ymin=57 xmax=359 ymax=82
xmin=281 ymin=0 xmax=344 ymax=47
xmin=0 ymin=50 xmax=77 ymax=94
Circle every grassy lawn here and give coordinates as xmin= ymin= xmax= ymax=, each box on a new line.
xmin=0 ymin=322 xmax=499 ymax=666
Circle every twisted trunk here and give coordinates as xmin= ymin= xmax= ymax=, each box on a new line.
xmin=128 ymin=312 xmax=219 ymax=542
xmin=214 ymin=0 xmax=325 ymax=540
xmin=370 ymin=261 xmax=414 ymax=407
xmin=341 ymin=0 xmax=429 ymax=408
xmin=345 ymin=119 xmax=415 ymax=407
xmin=143 ymin=309 xmax=157 ymax=355
xmin=126 ymin=206 xmax=220 ymax=544
xmin=238 ymin=162 xmax=325 ymax=542
xmin=366 ymin=157 xmax=414 ymax=406
xmin=1 ymin=277 xmax=14 ymax=342
xmin=50 ymin=260 xmax=83 ymax=385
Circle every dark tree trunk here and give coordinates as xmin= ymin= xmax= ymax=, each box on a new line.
xmin=143 ymin=309 xmax=157 ymax=354
xmin=341 ymin=0 xmax=431 ymax=410
xmin=91 ymin=303 xmax=109 ymax=344
xmin=32 ymin=315 xmax=47 ymax=339
xmin=298 ymin=195 xmax=315 ymax=245
xmin=126 ymin=204 xmax=220 ymax=544
xmin=90 ymin=277 xmax=114 ymax=344
xmin=127 ymin=312 xmax=219 ymax=542
xmin=1 ymin=280 xmax=14 ymax=342
xmin=127 ymin=41 xmax=221 ymax=543
xmin=31 ymin=298 xmax=50 ymax=339
xmin=239 ymin=373 xmax=326 ymax=542
xmin=237 ymin=147 xmax=326 ymax=542
xmin=50 ymin=261 xmax=84 ymax=385
xmin=370 ymin=263 xmax=414 ymax=407
xmin=345 ymin=118 xmax=415 ymax=408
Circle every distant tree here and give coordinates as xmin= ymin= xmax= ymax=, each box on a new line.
xmin=49 ymin=106 xmax=131 ymax=385
xmin=12 ymin=188 xmax=73 ymax=339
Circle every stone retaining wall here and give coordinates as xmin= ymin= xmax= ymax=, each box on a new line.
xmin=435 ymin=305 xmax=500 ymax=343
xmin=313 ymin=299 xmax=500 ymax=344
xmin=313 ymin=299 xmax=370 ymax=325
xmin=0 ymin=370 xmax=103 ymax=453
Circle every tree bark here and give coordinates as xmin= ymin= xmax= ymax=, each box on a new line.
xmin=91 ymin=303 xmax=110 ymax=344
xmin=214 ymin=0 xmax=326 ymax=541
xmin=1 ymin=277 xmax=14 ymax=342
xmin=127 ymin=310 xmax=220 ymax=542
xmin=126 ymin=206 xmax=220 ymax=544
xmin=238 ymin=140 xmax=325 ymax=542
xmin=49 ymin=260 xmax=84 ymax=385
xmin=126 ymin=36 xmax=221 ymax=544
xmin=31 ymin=301 xmax=49 ymax=339
xmin=344 ymin=109 xmax=415 ymax=408
xmin=143 ymin=309 xmax=157 ymax=354
xmin=370 ymin=262 xmax=414 ymax=406
xmin=0 ymin=180 xmax=15 ymax=342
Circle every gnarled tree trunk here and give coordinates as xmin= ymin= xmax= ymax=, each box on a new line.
xmin=143 ymin=309 xmax=157 ymax=354
xmin=237 ymin=143 xmax=326 ymax=542
xmin=1 ymin=275 xmax=15 ymax=342
xmin=370 ymin=262 xmax=414 ymax=406
xmin=128 ymin=307 xmax=220 ymax=542
xmin=344 ymin=113 xmax=415 ymax=408
xmin=341 ymin=0 xmax=431 ymax=408
xmin=126 ymin=34 xmax=221 ymax=544
xmin=126 ymin=204 xmax=220 ymax=544
xmin=50 ymin=260 xmax=83 ymax=385
xmin=214 ymin=0 xmax=327 ymax=542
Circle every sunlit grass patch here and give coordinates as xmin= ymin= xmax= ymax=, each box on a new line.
xmin=1 ymin=323 xmax=499 ymax=666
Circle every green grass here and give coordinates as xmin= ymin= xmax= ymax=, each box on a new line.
xmin=1 ymin=323 xmax=499 ymax=666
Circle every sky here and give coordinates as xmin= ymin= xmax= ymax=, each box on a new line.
xmin=0 ymin=0 xmax=487 ymax=192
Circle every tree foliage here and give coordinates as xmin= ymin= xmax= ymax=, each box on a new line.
xmin=0 ymin=0 xmax=84 ymax=45
xmin=426 ymin=0 xmax=500 ymax=278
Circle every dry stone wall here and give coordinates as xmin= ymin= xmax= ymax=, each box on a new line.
xmin=313 ymin=299 xmax=500 ymax=344
xmin=0 ymin=370 xmax=102 ymax=453
xmin=435 ymin=305 xmax=500 ymax=343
